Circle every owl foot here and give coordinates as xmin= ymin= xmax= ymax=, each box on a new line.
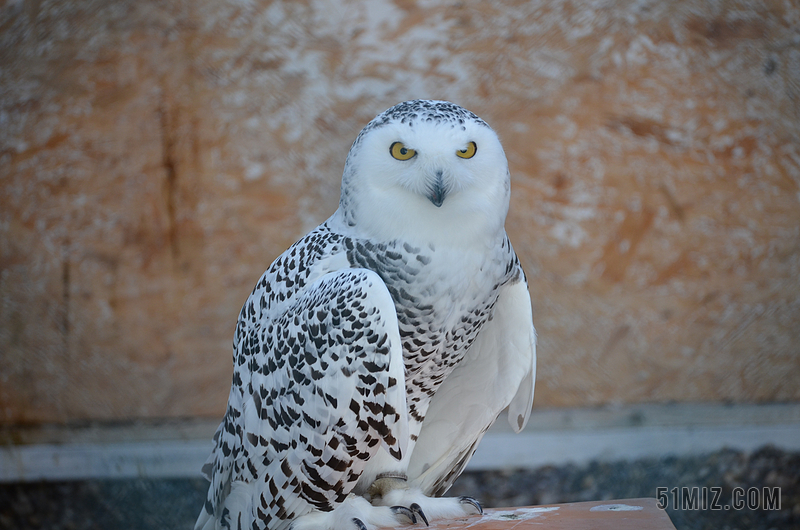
xmin=290 ymin=494 xmax=427 ymax=530
xmin=366 ymin=477 xmax=482 ymax=523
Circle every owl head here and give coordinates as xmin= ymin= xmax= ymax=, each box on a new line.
xmin=336 ymin=100 xmax=511 ymax=246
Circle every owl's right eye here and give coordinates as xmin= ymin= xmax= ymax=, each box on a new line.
xmin=390 ymin=142 xmax=417 ymax=161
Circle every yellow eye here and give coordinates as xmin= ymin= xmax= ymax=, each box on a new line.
xmin=390 ymin=142 xmax=416 ymax=160
xmin=456 ymin=141 xmax=477 ymax=159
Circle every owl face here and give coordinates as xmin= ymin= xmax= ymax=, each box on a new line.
xmin=340 ymin=101 xmax=511 ymax=246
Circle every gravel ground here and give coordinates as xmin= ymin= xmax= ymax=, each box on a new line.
xmin=1 ymin=446 xmax=797 ymax=530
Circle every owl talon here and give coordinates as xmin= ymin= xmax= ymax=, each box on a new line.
xmin=409 ymin=503 xmax=429 ymax=526
xmin=459 ymin=496 xmax=483 ymax=515
xmin=352 ymin=517 xmax=368 ymax=530
xmin=390 ymin=503 xmax=428 ymax=526
xmin=391 ymin=506 xmax=417 ymax=524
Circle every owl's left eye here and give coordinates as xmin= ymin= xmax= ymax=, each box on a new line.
xmin=390 ymin=142 xmax=417 ymax=160
xmin=456 ymin=141 xmax=477 ymax=159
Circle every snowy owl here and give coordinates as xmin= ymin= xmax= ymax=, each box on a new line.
xmin=196 ymin=100 xmax=537 ymax=530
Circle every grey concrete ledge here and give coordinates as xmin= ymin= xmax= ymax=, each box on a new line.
xmin=1 ymin=402 xmax=798 ymax=482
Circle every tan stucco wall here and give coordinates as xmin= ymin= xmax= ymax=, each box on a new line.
xmin=1 ymin=0 xmax=798 ymax=424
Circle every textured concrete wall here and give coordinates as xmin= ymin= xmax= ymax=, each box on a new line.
xmin=1 ymin=0 xmax=798 ymax=424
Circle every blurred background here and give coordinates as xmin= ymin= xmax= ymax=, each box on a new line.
xmin=1 ymin=0 xmax=799 ymax=529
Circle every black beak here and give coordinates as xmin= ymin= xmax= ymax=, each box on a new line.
xmin=427 ymin=171 xmax=446 ymax=208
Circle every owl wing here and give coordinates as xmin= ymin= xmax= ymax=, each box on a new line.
xmin=197 ymin=268 xmax=408 ymax=530
xmin=406 ymin=272 xmax=536 ymax=496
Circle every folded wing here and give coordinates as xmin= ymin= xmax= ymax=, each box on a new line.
xmin=407 ymin=275 xmax=536 ymax=496
xmin=197 ymin=269 xmax=408 ymax=530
